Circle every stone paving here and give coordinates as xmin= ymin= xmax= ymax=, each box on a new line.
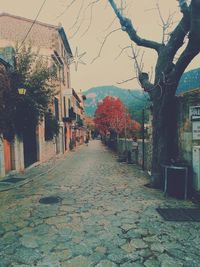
xmin=0 ymin=140 xmax=200 ymax=267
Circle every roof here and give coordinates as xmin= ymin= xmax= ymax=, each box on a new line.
xmin=58 ymin=27 xmax=73 ymax=57
xmin=72 ymin=88 xmax=81 ymax=103
xmin=0 ymin=12 xmax=58 ymax=30
xmin=0 ymin=13 xmax=73 ymax=57
xmin=0 ymin=57 xmax=11 ymax=69
xmin=176 ymin=68 xmax=200 ymax=96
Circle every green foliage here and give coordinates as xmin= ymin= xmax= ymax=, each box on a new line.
xmin=128 ymin=101 xmax=149 ymax=124
xmin=0 ymin=45 xmax=59 ymax=141
xmin=45 ymin=110 xmax=60 ymax=141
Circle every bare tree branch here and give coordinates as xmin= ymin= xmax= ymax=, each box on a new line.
xmin=69 ymin=0 xmax=101 ymax=39
xmin=69 ymin=21 xmax=84 ymax=39
xmin=104 ymin=16 xmax=117 ymax=32
xmin=55 ymin=0 xmax=77 ymax=20
xmin=91 ymin=28 xmax=121 ymax=63
xmin=171 ymin=39 xmax=200 ymax=87
xmin=178 ymin=0 xmax=189 ymax=14
xmin=156 ymin=3 xmax=176 ymax=44
xmin=108 ymin=0 xmax=162 ymax=52
xmin=139 ymin=51 xmax=145 ymax=71
xmin=117 ymin=76 xmax=137 ymax=84
xmin=114 ymin=45 xmax=131 ymax=61
xmin=138 ymin=72 xmax=155 ymax=93
xmin=80 ymin=4 xmax=94 ymax=38
xmin=165 ymin=1 xmax=190 ymax=60
xmin=130 ymin=44 xmax=142 ymax=76
xmin=120 ymin=44 xmax=156 ymax=97
xmin=69 ymin=0 xmax=85 ymax=31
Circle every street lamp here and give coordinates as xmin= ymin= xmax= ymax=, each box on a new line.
xmin=18 ymin=88 xmax=27 ymax=95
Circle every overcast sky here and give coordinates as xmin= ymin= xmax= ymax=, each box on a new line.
xmin=0 ymin=0 xmax=199 ymax=92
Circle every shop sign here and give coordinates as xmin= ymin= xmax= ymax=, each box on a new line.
xmin=190 ymin=106 xmax=200 ymax=121
xmin=192 ymin=121 xmax=200 ymax=140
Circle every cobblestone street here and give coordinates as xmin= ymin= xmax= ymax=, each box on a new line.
xmin=0 ymin=140 xmax=200 ymax=267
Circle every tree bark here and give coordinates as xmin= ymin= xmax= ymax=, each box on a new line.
xmin=151 ymin=85 xmax=178 ymax=187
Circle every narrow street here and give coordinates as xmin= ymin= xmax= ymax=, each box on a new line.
xmin=0 ymin=140 xmax=200 ymax=267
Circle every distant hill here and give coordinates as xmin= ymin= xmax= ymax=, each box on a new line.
xmin=84 ymin=85 xmax=149 ymax=123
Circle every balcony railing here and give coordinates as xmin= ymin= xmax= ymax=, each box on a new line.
xmin=63 ymin=107 xmax=76 ymax=122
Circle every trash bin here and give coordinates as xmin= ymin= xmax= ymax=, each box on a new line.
xmin=161 ymin=164 xmax=189 ymax=199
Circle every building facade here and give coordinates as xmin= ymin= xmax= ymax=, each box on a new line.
xmin=177 ymin=68 xmax=200 ymax=192
xmin=63 ymin=88 xmax=87 ymax=149
xmin=0 ymin=13 xmax=86 ymax=178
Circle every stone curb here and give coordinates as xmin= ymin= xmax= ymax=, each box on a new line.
xmin=0 ymin=164 xmax=55 ymax=192
xmin=0 ymin=145 xmax=84 ymax=193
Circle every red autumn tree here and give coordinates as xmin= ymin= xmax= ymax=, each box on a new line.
xmin=127 ymin=119 xmax=141 ymax=138
xmin=94 ymin=96 xmax=140 ymax=137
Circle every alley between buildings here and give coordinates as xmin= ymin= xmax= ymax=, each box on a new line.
xmin=0 ymin=140 xmax=200 ymax=267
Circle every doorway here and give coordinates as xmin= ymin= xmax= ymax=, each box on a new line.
xmin=23 ymin=126 xmax=37 ymax=168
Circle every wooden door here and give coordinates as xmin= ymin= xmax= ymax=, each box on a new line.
xmin=3 ymin=139 xmax=12 ymax=173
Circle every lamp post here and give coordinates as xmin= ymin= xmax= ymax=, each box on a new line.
xmin=18 ymin=88 xmax=27 ymax=95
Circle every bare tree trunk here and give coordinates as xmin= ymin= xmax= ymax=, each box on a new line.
xmin=107 ymin=0 xmax=200 ymax=187
xmin=151 ymin=85 xmax=178 ymax=187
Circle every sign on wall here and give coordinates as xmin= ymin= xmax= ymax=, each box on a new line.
xmin=190 ymin=106 xmax=200 ymax=122
xmin=192 ymin=121 xmax=200 ymax=140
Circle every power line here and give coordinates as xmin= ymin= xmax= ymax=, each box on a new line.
xmin=19 ymin=0 xmax=47 ymax=49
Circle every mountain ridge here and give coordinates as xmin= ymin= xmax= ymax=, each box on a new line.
xmin=84 ymin=85 xmax=148 ymax=118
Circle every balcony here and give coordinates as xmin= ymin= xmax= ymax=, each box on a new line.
xmin=62 ymin=107 xmax=76 ymax=123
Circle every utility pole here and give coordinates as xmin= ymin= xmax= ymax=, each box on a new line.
xmin=142 ymin=109 xmax=145 ymax=171
xmin=124 ymin=109 xmax=127 ymax=158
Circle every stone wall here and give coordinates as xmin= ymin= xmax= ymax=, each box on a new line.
xmin=137 ymin=140 xmax=152 ymax=171
xmin=12 ymin=136 xmax=24 ymax=172
xmin=116 ymin=138 xmax=152 ymax=171
xmin=38 ymin=121 xmax=58 ymax=163
xmin=0 ymin=135 xmax=24 ymax=179
xmin=177 ymin=93 xmax=200 ymax=165
xmin=177 ymin=91 xmax=200 ymax=191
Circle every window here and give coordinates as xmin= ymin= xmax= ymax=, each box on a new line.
xmin=54 ymin=98 xmax=59 ymax=120
xmin=67 ymin=72 xmax=70 ymax=88
xmin=68 ymin=99 xmax=71 ymax=116
xmin=62 ymin=67 xmax=65 ymax=84
xmin=61 ymin=44 xmax=64 ymax=57
xmin=63 ymin=97 xmax=66 ymax=117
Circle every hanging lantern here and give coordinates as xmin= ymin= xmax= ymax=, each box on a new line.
xmin=18 ymin=88 xmax=27 ymax=95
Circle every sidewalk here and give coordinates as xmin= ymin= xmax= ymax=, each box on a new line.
xmin=0 ymin=149 xmax=74 ymax=192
